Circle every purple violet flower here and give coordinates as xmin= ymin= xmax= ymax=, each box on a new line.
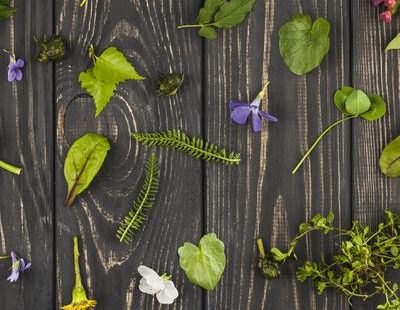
xmin=7 ymin=55 xmax=24 ymax=82
xmin=6 ymin=251 xmax=31 ymax=283
xmin=229 ymin=82 xmax=278 ymax=133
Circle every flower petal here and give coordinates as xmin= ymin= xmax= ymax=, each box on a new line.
xmin=15 ymin=69 xmax=23 ymax=81
xmin=138 ymin=265 xmax=159 ymax=279
xmin=251 ymin=112 xmax=263 ymax=132
xmin=7 ymin=270 xmax=19 ymax=282
xmin=24 ymin=262 xmax=32 ymax=270
xmin=259 ymin=111 xmax=278 ymax=122
xmin=8 ymin=69 xmax=16 ymax=82
xmin=231 ymin=106 xmax=251 ymax=124
xmin=229 ymin=101 xmax=249 ymax=109
xmin=10 ymin=251 xmax=17 ymax=262
xmin=19 ymin=258 xmax=26 ymax=271
xmin=16 ymin=59 xmax=25 ymax=68
xmin=156 ymin=282 xmax=178 ymax=304
xmin=139 ymin=278 xmax=159 ymax=295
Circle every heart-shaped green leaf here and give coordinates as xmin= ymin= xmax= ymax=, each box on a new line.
xmin=360 ymin=95 xmax=386 ymax=121
xmin=344 ymin=90 xmax=371 ymax=116
xmin=334 ymin=86 xmax=354 ymax=115
xmin=178 ymin=233 xmax=226 ymax=291
xmin=380 ymin=136 xmax=400 ymax=177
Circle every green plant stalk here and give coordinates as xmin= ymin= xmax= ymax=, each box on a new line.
xmin=0 ymin=160 xmax=22 ymax=175
xmin=257 ymin=238 xmax=266 ymax=258
xmin=177 ymin=23 xmax=216 ymax=29
xmin=292 ymin=115 xmax=357 ymax=174
xmin=71 ymin=236 xmax=89 ymax=304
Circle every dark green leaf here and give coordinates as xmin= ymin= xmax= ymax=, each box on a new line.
xmin=344 ymin=90 xmax=371 ymax=116
xmin=380 ymin=136 xmax=400 ymax=177
xmin=279 ymin=15 xmax=330 ymax=76
xmin=198 ymin=0 xmax=225 ymax=24
xmin=64 ymin=133 xmax=110 ymax=207
xmin=199 ymin=26 xmax=217 ymax=39
xmin=333 ymin=86 xmax=354 ymax=115
xmin=178 ymin=233 xmax=226 ymax=291
xmin=385 ymin=33 xmax=400 ymax=52
xmin=360 ymin=94 xmax=386 ymax=121
xmin=214 ymin=0 xmax=256 ymax=28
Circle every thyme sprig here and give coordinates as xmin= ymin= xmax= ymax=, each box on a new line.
xmin=261 ymin=211 xmax=400 ymax=309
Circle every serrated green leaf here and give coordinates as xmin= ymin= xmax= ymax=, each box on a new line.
xmin=380 ymin=136 xmax=400 ymax=177
xmin=279 ymin=15 xmax=330 ymax=76
xmin=199 ymin=26 xmax=217 ymax=39
xmin=360 ymin=94 xmax=386 ymax=121
xmin=93 ymin=47 xmax=145 ymax=84
xmin=334 ymin=86 xmax=354 ymax=115
xmin=344 ymin=90 xmax=371 ymax=116
xmin=385 ymin=33 xmax=400 ymax=52
xmin=64 ymin=133 xmax=110 ymax=207
xmin=178 ymin=233 xmax=226 ymax=291
xmin=79 ymin=69 xmax=117 ymax=117
xmin=198 ymin=0 xmax=225 ymax=24
xmin=214 ymin=0 xmax=256 ymax=28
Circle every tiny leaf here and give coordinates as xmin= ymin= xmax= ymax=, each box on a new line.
xmin=198 ymin=0 xmax=225 ymax=24
xmin=380 ymin=136 xmax=400 ymax=177
xmin=64 ymin=133 xmax=110 ymax=207
xmin=79 ymin=69 xmax=116 ymax=117
xmin=93 ymin=47 xmax=145 ymax=84
xmin=214 ymin=0 xmax=256 ymax=28
xmin=279 ymin=15 xmax=330 ymax=76
xmin=199 ymin=26 xmax=218 ymax=39
xmin=344 ymin=90 xmax=371 ymax=116
xmin=178 ymin=233 xmax=226 ymax=291
xmin=360 ymin=94 xmax=386 ymax=121
xmin=334 ymin=86 xmax=354 ymax=115
xmin=385 ymin=33 xmax=400 ymax=52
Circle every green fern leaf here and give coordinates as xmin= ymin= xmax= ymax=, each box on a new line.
xmin=131 ymin=130 xmax=241 ymax=165
xmin=116 ymin=153 xmax=159 ymax=243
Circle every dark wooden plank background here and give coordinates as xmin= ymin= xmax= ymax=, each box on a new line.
xmin=0 ymin=0 xmax=399 ymax=309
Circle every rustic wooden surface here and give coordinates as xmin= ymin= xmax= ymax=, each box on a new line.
xmin=0 ymin=0 xmax=399 ymax=309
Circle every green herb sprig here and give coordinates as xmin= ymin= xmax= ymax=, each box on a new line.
xmin=260 ymin=211 xmax=400 ymax=309
xmin=0 ymin=160 xmax=21 ymax=175
xmin=116 ymin=154 xmax=159 ymax=243
xmin=132 ymin=130 xmax=241 ymax=165
xmin=177 ymin=0 xmax=256 ymax=40
xmin=292 ymin=87 xmax=386 ymax=174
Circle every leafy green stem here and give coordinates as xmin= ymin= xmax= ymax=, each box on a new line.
xmin=0 ymin=160 xmax=22 ymax=175
xmin=292 ymin=115 xmax=357 ymax=174
xmin=177 ymin=24 xmax=209 ymax=29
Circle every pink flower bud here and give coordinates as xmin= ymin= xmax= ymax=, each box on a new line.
xmin=384 ymin=0 xmax=396 ymax=8
xmin=380 ymin=11 xmax=393 ymax=23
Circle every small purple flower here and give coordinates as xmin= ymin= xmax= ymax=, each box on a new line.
xmin=229 ymin=82 xmax=278 ymax=133
xmin=7 ymin=55 xmax=24 ymax=82
xmin=6 ymin=251 xmax=31 ymax=283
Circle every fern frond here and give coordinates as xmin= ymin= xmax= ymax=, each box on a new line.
xmin=131 ymin=130 xmax=241 ymax=165
xmin=116 ymin=153 xmax=159 ymax=243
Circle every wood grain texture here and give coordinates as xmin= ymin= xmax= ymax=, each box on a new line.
xmin=0 ymin=0 xmax=54 ymax=309
xmin=204 ymin=0 xmax=351 ymax=309
xmin=352 ymin=1 xmax=400 ymax=309
xmin=55 ymin=1 xmax=204 ymax=309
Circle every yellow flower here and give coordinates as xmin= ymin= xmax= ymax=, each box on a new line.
xmin=62 ymin=237 xmax=97 ymax=310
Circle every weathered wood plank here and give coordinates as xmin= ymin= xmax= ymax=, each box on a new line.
xmin=0 ymin=0 xmax=54 ymax=308
xmin=204 ymin=0 xmax=351 ymax=309
xmin=352 ymin=1 xmax=400 ymax=309
xmin=55 ymin=1 xmax=204 ymax=309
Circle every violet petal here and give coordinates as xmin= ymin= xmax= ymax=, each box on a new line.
xmin=259 ymin=111 xmax=278 ymax=122
xmin=231 ymin=106 xmax=251 ymax=124
xmin=251 ymin=112 xmax=263 ymax=132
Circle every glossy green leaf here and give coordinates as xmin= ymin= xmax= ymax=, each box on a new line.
xmin=93 ymin=47 xmax=145 ymax=84
xmin=380 ymin=136 xmax=400 ymax=177
xmin=214 ymin=0 xmax=256 ymax=28
xmin=198 ymin=0 xmax=225 ymax=24
xmin=344 ymin=90 xmax=371 ymax=116
xmin=199 ymin=26 xmax=217 ymax=39
xmin=333 ymin=86 xmax=354 ymax=115
xmin=64 ymin=133 xmax=110 ymax=207
xmin=385 ymin=33 xmax=400 ymax=52
xmin=178 ymin=233 xmax=226 ymax=291
xmin=360 ymin=95 xmax=386 ymax=121
xmin=79 ymin=69 xmax=116 ymax=117
xmin=279 ymin=15 xmax=330 ymax=76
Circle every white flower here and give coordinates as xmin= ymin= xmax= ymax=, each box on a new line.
xmin=138 ymin=265 xmax=179 ymax=304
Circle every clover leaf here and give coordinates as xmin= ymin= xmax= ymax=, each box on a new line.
xmin=279 ymin=14 xmax=330 ymax=76
xmin=344 ymin=90 xmax=371 ymax=116
xmin=178 ymin=233 xmax=226 ymax=291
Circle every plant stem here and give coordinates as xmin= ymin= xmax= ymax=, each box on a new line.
xmin=257 ymin=239 xmax=266 ymax=259
xmin=177 ymin=24 xmax=204 ymax=29
xmin=292 ymin=116 xmax=357 ymax=174
xmin=0 ymin=160 xmax=22 ymax=175
xmin=73 ymin=236 xmax=84 ymax=290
